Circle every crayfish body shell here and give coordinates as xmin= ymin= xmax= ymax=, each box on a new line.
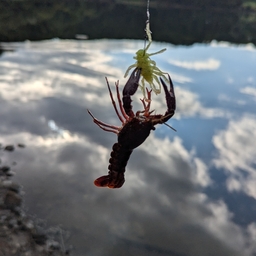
xmin=118 ymin=118 xmax=154 ymax=149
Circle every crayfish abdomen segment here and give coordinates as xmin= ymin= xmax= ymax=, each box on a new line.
xmin=109 ymin=143 xmax=133 ymax=173
xmin=94 ymin=118 xmax=154 ymax=189
xmin=94 ymin=143 xmax=133 ymax=189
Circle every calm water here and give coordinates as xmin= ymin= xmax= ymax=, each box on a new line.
xmin=0 ymin=39 xmax=256 ymax=256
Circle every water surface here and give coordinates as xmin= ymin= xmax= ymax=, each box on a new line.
xmin=0 ymin=39 xmax=256 ymax=256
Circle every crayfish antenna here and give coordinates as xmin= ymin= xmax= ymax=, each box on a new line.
xmin=164 ymin=122 xmax=176 ymax=132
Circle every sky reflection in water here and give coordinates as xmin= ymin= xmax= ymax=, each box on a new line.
xmin=0 ymin=39 xmax=256 ymax=256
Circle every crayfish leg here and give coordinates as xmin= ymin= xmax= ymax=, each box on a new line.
xmin=105 ymin=78 xmax=127 ymax=124
xmin=87 ymin=110 xmax=120 ymax=134
xmin=139 ymin=88 xmax=152 ymax=116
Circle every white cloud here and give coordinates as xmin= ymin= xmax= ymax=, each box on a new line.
xmin=212 ymin=114 xmax=256 ymax=198
xmin=6 ymin=127 xmax=251 ymax=256
xmin=169 ymin=58 xmax=220 ymax=71
xmin=141 ymin=135 xmax=211 ymax=188
xmin=2 ymin=39 xmax=256 ymax=256
xmin=0 ymin=40 xmax=122 ymax=103
xmin=246 ymin=223 xmax=256 ymax=254
xmin=170 ymin=86 xmax=228 ymax=119
xmin=210 ymin=40 xmax=256 ymax=52
xmin=240 ymin=86 xmax=256 ymax=101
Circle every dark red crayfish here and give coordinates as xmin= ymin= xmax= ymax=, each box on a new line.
xmin=87 ymin=68 xmax=176 ymax=188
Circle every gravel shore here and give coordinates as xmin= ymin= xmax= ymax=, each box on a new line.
xmin=0 ymin=145 xmax=70 ymax=256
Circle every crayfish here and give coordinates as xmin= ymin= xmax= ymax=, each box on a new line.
xmin=88 ymin=68 xmax=176 ymax=188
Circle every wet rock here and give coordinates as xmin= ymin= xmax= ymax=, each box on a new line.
xmin=17 ymin=143 xmax=26 ymax=148
xmin=48 ymin=240 xmax=61 ymax=250
xmin=2 ymin=180 xmax=20 ymax=193
xmin=0 ymin=166 xmax=10 ymax=173
xmin=31 ymin=230 xmax=48 ymax=245
xmin=4 ymin=145 xmax=15 ymax=152
xmin=4 ymin=190 xmax=22 ymax=210
xmin=0 ymin=166 xmax=13 ymax=177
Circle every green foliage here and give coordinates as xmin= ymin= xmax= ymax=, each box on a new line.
xmin=243 ymin=1 xmax=256 ymax=10
xmin=0 ymin=0 xmax=256 ymax=45
xmin=116 ymin=0 xmax=243 ymax=8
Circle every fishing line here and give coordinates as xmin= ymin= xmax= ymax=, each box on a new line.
xmin=146 ymin=0 xmax=150 ymax=27
xmin=164 ymin=122 xmax=177 ymax=132
xmin=143 ymin=0 xmax=152 ymax=55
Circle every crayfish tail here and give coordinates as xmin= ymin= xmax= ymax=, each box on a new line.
xmin=94 ymin=175 xmax=110 ymax=187
xmin=94 ymin=173 xmax=125 ymax=189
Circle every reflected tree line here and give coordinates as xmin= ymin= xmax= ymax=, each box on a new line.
xmin=0 ymin=0 xmax=256 ymax=45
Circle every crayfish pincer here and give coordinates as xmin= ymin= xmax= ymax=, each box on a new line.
xmin=87 ymin=68 xmax=176 ymax=188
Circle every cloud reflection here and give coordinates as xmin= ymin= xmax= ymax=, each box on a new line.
xmin=3 ymin=127 xmax=250 ymax=256
xmin=240 ymin=86 xmax=256 ymax=101
xmin=213 ymin=115 xmax=256 ymax=199
xmin=169 ymin=58 xmax=220 ymax=71
xmin=1 ymin=39 xmax=256 ymax=256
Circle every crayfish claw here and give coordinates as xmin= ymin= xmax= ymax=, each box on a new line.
xmin=160 ymin=75 xmax=176 ymax=122
xmin=122 ymin=68 xmax=141 ymax=117
xmin=123 ymin=67 xmax=141 ymax=96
